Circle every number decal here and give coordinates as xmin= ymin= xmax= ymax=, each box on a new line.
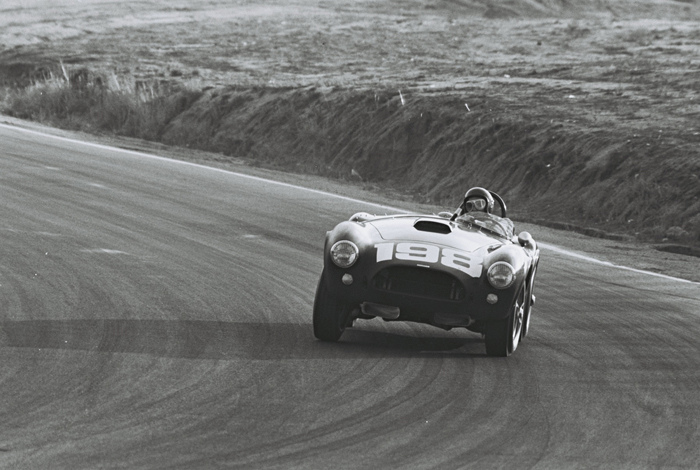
xmin=395 ymin=243 xmax=440 ymax=263
xmin=375 ymin=243 xmax=394 ymax=262
xmin=375 ymin=243 xmax=482 ymax=277
xmin=441 ymin=248 xmax=482 ymax=277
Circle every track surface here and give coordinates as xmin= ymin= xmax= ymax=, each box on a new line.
xmin=0 ymin=124 xmax=699 ymax=469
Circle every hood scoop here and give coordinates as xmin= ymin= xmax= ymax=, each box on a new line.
xmin=413 ymin=219 xmax=452 ymax=234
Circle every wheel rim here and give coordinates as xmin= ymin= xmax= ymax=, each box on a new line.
xmin=522 ymin=268 xmax=535 ymax=337
xmin=511 ymin=289 xmax=525 ymax=349
xmin=522 ymin=304 xmax=531 ymax=337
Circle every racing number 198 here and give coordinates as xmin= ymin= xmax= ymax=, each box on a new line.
xmin=375 ymin=242 xmax=482 ymax=277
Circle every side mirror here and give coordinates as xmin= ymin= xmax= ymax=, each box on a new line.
xmin=350 ymin=212 xmax=374 ymax=222
xmin=517 ymin=231 xmax=535 ymax=249
xmin=437 ymin=211 xmax=453 ymax=219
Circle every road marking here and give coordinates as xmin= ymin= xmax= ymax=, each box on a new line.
xmin=80 ymin=248 xmax=128 ymax=254
xmin=0 ymin=123 xmax=406 ymax=213
xmin=539 ymin=242 xmax=699 ymax=285
xmin=2 ymin=122 xmax=697 ymax=285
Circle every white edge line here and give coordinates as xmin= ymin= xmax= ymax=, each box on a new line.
xmin=0 ymin=122 xmax=406 ymax=213
xmin=539 ymin=242 xmax=699 ymax=285
xmin=3 ymin=122 xmax=698 ymax=286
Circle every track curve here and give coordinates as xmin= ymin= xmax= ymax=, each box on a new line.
xmin=0 ymin=124 xmax=698 ymax=469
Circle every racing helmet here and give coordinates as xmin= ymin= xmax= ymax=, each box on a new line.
xmin=463 ymin=187 xmax=495 ymax=214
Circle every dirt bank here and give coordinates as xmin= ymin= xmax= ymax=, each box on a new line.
xmin=1 ymin=0 xmax=699 ymax=248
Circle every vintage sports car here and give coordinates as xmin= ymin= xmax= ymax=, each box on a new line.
xmin=313 ymin=187 xmax=540 ymax=357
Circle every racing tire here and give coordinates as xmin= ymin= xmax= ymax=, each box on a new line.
xmin=484 ymin=287 xmax=525 ymax=357
xmin=313 ymin=272 xmax=352 ymax=342
xmin=521 ymin=265 xmax=537 ymax=339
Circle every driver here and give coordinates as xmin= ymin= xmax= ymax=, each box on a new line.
xmin=453 ymin=187 xmax=515 ymax=238
xmin=462 ymin=187 xmax=494 ymax=214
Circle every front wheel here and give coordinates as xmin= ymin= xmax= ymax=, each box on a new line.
xmin=521 ymin=264 xmax=537 ymax=339
xmin=313 ymin=273 xmax=352 ymax=342
xmin=484 ymin=287 xmax=525 ymax=357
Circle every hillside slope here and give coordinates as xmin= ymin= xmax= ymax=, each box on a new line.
xmin=431 ymin=0 xmax=700 ymax=19
xmin=152 ymin=86 xmax=700 ymax=243
xmin=1 ymin=0 xmax=699 ymax=247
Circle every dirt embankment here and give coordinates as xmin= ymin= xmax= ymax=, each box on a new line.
xmin=137 ymin=86 xmax=700 ymax=246
xmin=1 ymin=0 xmax=699 ymax=248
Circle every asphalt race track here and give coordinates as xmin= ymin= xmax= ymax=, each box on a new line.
xmin=1 ymin=123 xmax=699 ymax=469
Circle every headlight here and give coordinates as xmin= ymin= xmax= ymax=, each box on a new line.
xmin=330 ymin=240 xmax=359 ymax=268
xmin=487 ymin=261 xmax=515 ymax=289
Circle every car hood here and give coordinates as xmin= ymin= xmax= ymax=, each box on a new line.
xmin=367 ymin=215 xmax=505 ymax=253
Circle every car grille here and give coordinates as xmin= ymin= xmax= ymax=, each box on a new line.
xmin=372 ymin=267 xmax=465 ymax=301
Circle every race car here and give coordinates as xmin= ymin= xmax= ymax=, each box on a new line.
xmin=313 ymin=187 xmax=540 ymax=357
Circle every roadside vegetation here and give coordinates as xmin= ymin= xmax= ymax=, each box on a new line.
xmin=1 ymin=0 xmax=699 ymax=250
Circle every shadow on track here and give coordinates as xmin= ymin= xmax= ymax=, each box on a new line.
xmin=0 ymin=319 xmax=486 ymax=360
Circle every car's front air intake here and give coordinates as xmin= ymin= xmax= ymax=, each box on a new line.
xmin=372 ymin=267 xmax=465 ymax=301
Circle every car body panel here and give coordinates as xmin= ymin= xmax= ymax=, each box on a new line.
xmin=319 ymin=212 xmax=540 ymax=331
xmin=368 ymin=216 xmax=498 ymax=252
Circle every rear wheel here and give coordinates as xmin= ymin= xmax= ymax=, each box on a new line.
xmin=313 ymin=272 xmax=352 ymax=342
xmin=484 ymin=287 xmax=525 ymax=357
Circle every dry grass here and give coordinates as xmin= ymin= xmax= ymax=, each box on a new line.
xmin=1 ymin=0 xmax=699 ymax=246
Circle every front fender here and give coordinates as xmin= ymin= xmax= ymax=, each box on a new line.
xmin=324 ymin=220 xmax=379 ymax=266
xmin=479 ymin=244 xmax=531 ymax=308
xmin=484 ymin=245 xmax=529 ymax=280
